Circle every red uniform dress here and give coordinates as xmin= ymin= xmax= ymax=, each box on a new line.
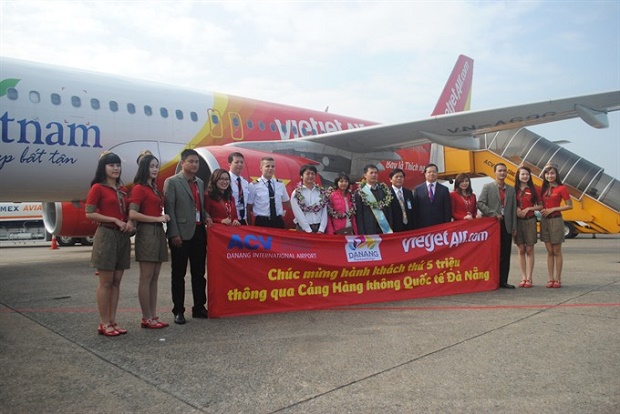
xmin=450 ymin=191 xmax=477 ymax=220
xmin=542 ymin=185 xmax=570 ymax=212
xmin=86 ymin=183 xmax=128 ymax=221
xmin=516 ymin=187 xmax=540 ymax=218
xmin=129 ymin=184 xmax=164 ymax=217
xmin=86 ymin=183 xmax=131 ymax=270
xmin=129 ymin=183 xmax=168 ymax=263
xmin=205 ymin=193 xmax=238 ymax=224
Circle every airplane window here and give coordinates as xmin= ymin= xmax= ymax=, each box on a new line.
xmin=270 ymin=122 xmax=276 ymax=132
xmin=160 ymin=108 xmax=169 ymax=118
xmin=71 ymin=96 xmax=81 ymax=108
xmin=176 ymin=110 xmax=183 ymax=120
xmin=29 ymin=91 xmax=40 ymax=103
xmin=144 ymin=105 xmax=153 ymax=116
xmin=91 ymin=98 xmax=100 ymax=110
xmin=51 ymin=93 xmax=61 ymax=105
xmin=190 ymin=112 xmax=198 ymax=122
xmin=258 ymin=121 xmax=265 ymax=131
xmin=7 ymin=88 xmax=18 ymax=100
xmin=232 ymin=118 xmax=240 ymax=127
xmin=292 ymin=126 xmax=298 ymax=135
xmin=247 ymin=120 xmax=254 ymax=129
xmin=280 ymin=124 xmax=287 ymax=134
xmin=127 ymin=103 xmax=136 ymax=114
xmin=109 ymin=101 xmax=119 ymax=112
xmin=211 ymin=113 xmax=219 ymax=124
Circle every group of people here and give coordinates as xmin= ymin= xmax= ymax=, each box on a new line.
xmin=85 ymin=150 xmax=572 ymax=337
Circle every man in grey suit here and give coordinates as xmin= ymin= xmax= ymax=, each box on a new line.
xmin=164 ymin=149 xmax=213 ymax=324
xmin=477 ymin=162 xmax=517 ymax=289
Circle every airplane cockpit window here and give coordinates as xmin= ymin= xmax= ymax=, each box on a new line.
xmin=160 ymin=108 xmax=169 ymax=118
xmin=127 ymin=103 xmax=136 ymax=114
xmin=258 ymin=121 xmax=265 ymax=131
xmin=190 ymin=112 xmax=198 ymax=122
xmin=175 ymin=110 xmax=183 ymax=120
xmin=91 ymin=99 xmax=100 ymax=110
xmin=51 ymin=93 xmax=61 ymax=105
xmin=29 ymin=91 xmax=40 ymax=103
xmin=144 ymin=105 xmax=153 ymax=116
xmin=247 ymin=120 xmax=254 ymax=129
xmin=71 ymin=96 xmax=81 ymax=108
xmin=6 ymin=88 xmax=18 ymax=100
xmin=109 ymin=101 xmax=119 ymax=112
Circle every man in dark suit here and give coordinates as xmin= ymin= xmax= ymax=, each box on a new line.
xmin=412 ymin=163 xmax=451 ymax=229
xmin=388 ymin=168 xmax=414 ymax=232
xmin=354 ymin=164 xmax=393 ymax=234
xmin=477 ymin=162 xmax=517 ymax=289
xmin=164 ymin=149 xmax=213 ymax=324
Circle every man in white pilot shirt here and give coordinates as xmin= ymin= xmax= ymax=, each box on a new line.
xmin=247 ymin=157 xmax=291 ymax=228
xmin=228 ymin=152 xmax=249 ymax=225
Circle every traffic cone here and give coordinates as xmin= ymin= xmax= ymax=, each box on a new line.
xmin=50 ymin=236 xmax=59 ymax=250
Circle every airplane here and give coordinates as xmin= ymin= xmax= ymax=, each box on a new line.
xmin=0 ymin=55 xmax=618 ymax=237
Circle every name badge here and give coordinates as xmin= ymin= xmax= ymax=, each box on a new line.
xmin=500 ymin=207 xmax=505 ymax=216
xmin=406 ymin=200 xmax=412 ymax=210
xmin=196 ymin=210 xmax=201 ymax=222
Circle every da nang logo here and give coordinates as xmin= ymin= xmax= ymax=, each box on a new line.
xmin=345 ymin=235 xmax=382 ymax=262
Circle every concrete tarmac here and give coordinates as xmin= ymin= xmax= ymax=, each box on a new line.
xmin=0 ymin=235 xmax=618 ymax=413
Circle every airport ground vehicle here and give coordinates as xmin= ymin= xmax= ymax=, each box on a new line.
xmin=0 ymin=202 xmax=93 ymax=245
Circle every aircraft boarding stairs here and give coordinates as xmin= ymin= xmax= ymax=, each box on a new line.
xmin=442 ymin=128 xmax=620 ymax=237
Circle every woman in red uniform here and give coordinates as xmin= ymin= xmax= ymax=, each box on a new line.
xmin=326 ymin=172 xmax=358 ymax=235
xmin=128 ymin=153 xmax=170 ymax=329
xmin=205 ymin=169 xmax=241 ymax=226
xmin=85 ymin=152 xmax=134 ymax=337
xmin=450 ymin=173 xmax=477 ymax=221
xmin=540 ymin=164 xmax=572 ymax=288
xmin=514 ymin=166 xmax=542 ymax=288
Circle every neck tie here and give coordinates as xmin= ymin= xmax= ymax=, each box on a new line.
xmin=267 ymin=180 xmax=277 ymax=220
xmin=397 ymin=190 xmax=408 ymax=224
xmin=428 ymin=183 xmax=434 ymax=202
xmin=237 ymin=177 xmax=245 ymax=219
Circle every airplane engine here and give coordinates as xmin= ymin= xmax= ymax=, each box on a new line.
xmin=192 ymin=146 xmax=319 ymax=229
xmin=42 ymin=201 xmax=98 ymax=237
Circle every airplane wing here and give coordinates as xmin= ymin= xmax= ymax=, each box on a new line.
xmin=231 ymin=90 xmax=620 ymax=153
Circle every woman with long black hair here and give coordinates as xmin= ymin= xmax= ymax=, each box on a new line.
xmin=85 ymin=152 xmax=134 ymax=337
xmin=129 ymin=153 xmax=170 ymax=329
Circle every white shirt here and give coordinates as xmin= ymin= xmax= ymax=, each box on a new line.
xmin=229 ymin=171 xmax=249 ymax=220
xmin=290 ymin=185 xmax=328 ymax=232
xmin=247 ymin=177 xmax=290 ymax=217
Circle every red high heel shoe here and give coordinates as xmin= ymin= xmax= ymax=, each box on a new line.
xmin=98 ymin=323 xmax=120 ymax=337
xmin=141 ymin=318 xmax=165 ymax=329
xmin=111 ymin=322 xmax=127 ymax=334
xmin=152 ymin=316 xmax=168 ymax=327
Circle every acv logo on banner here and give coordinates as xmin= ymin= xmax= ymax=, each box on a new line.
xmin=345 ymin=235 xmax=383 ymax=262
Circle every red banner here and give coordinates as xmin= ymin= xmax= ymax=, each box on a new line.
xmin=207 ymin=218 xmax=500 ymax=317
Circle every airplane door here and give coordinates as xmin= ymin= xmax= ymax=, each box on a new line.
xmin=207 ymin=109 xmax=223 ymax=139
xmin=229 ymin=112 xmax=244 ymax=141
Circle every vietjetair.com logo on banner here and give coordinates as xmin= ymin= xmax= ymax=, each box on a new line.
xmin=345 ymin=235 xmax=383 ymax=262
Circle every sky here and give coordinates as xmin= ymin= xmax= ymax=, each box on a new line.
xmin=1 ymin=0 xmax=619 ymax=178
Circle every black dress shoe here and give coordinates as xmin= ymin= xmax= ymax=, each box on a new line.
xmin=500 ymin=283 xmax=516 ymax=289
xmin=192 ymin=308 xmax=208 ymax=319
xmin=174 ymin=313 xmax=186 ymax=324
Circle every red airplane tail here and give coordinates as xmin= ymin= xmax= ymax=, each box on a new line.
xmin=431 ymin=54 xmax=474 ymax=116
